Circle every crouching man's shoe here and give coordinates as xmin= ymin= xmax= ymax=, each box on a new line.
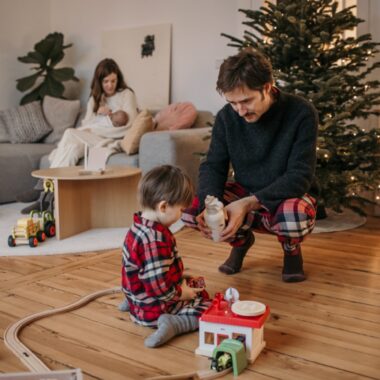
xmin=282 ymin=251 xmax=306 ymax=282
xmin=218 ymin=232 xmax=255 ymax=275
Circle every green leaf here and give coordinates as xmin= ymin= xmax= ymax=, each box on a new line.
xmin=16 ymin=72 xmax=41 ymax=92
xmin=39 ymin=75 xmax=65 ymax=98
xmin=18 ymin=51 xmax=45 ymax=65
xmin=50 ymin=67 xmax=75 ymax=82
xmin=50 ymin=34 xmax=66 ymax=65
xmin=34 ymin=33 xmax=62 ymax=63
xmin=50 ymin=51 xmax=64 ymax=67
xmin=19 ymin=85 xmax=43 ymax=105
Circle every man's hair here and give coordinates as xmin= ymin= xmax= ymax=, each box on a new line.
xmin=138 ymin=165 xmax=194 ymax=210
xmin=216 ymin=48 xmax=274 ymax=95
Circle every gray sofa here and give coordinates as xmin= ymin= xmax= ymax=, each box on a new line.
xmin=0 ymin=111 xmax=213 ymax=204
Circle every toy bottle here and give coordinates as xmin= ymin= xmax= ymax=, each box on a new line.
xmin=204 ymin=195 xmax=225 ymax=242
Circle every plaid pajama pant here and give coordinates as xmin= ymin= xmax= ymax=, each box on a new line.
xmin=182 ymin=182 xmax=317 ymax=254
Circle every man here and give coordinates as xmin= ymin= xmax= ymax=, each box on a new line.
xmin=182 ymin=49 xmax=319 ymax=282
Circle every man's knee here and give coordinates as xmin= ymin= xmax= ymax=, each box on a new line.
xmin=274 ymin=197 xmax=316 ymax=238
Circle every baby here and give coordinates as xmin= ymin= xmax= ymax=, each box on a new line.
xmin=79 ymin=110 xmax=128 ymax=134
xmin=120 ymin=165 xmax=211 ymax=348
xmin=108 ymin=110 xmax=129 ymax=127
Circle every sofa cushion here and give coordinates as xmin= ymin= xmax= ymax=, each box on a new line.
xmin=43 ymin=96 xmax=81 ymax=143
xmin=0 ymin=101 xmax=52 ymax=143
xmin=154 ymin=102 xmax=197 ymax=131
xmin=0 ymin=115 xmax=10 ymax=142
xmin=0 ymin=143 xmax=55 ymax=203
xmin=120 ymin=110 xmax=153 ymax=155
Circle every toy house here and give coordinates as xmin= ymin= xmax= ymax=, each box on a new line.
xmin=196 ymin=293 xmax=270 ymax=363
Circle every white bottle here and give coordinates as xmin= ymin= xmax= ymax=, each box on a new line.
xmin=204 ymin=195 xmax=225 ymax=242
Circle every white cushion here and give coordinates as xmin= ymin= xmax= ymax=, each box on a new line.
xmin=43 ymin=96 xmax=81 ymax=143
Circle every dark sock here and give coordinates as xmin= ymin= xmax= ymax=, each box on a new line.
xmin=282 ymin=250 xmax=306 ymax=282
xmin=218 ymin=232 xmax=255 ymax=275
xmin=144 ymin=314 xmax=199 ymax=348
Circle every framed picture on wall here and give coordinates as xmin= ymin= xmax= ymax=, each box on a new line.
xmin=102 ymin=23 xmax=171 ymax=110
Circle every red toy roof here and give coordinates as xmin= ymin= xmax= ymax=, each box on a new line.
xmin=200 ymin=298 xmax=270 ymax=328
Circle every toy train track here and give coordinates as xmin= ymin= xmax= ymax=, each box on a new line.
xmin=4 ymin=287 xmax=230 ymax=379
xmin=4 ymin=287 xmax=120 ymax=372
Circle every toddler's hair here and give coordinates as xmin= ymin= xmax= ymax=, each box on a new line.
xmin=138 ymin=165 xmax=194 ymax=210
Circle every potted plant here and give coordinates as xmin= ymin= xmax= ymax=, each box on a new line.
xmin=16 ymin=32 xmax=79 ymax=105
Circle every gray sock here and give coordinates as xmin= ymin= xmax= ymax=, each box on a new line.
xmin=118 ymin=299 xmax=130 ymax=312
xmin=144 ymin=314 xmax=199 ymax=348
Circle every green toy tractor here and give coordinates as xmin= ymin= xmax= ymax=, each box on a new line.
xmin=8 ymin=210 xmax=55 ymax=248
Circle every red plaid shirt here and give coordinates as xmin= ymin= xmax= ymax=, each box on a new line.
xmin=121 ymin=213 xmax=184 ymax=326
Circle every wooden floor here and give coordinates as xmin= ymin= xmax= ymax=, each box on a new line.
xmin=0 ymin=218 xmax=379 ymax=380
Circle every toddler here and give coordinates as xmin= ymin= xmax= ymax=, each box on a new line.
xmin=120 ymin=165 xmax=210 ymax=348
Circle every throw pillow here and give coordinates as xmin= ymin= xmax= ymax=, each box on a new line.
xmin=0 ymin=115 xmax=10 ymax=142
xmin=43 ymin=96 xmax=81 ymax=143
xmin=1 ymin=101 xmax=52 ymax=143
xmin=154 ymin=102 xmax=197 ymax=131
xmin=120 ymin=110 xmax=153 ymax=155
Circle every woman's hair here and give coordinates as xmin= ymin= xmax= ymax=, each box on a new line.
xmin=216 ymin=48 xmax=274 ymax=95
xmin=138 ymin=165 xmax=194 ymax=210
xmin=90 ymin=58 xmax=130 ymax=112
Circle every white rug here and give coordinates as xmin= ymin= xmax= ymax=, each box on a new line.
xmin=0 ymin=203 xmax=366 ymax=257
xmin=313 ymin=208 xmax=367 ymax=233
xmin=0 ymin=203 xmax=184 ymax=257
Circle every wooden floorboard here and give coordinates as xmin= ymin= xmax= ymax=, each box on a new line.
xmin=0 ymin=217 xmax=379 ymax=379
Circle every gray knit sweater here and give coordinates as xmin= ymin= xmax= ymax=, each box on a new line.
xmin=198 ymin=90 xmax=319 ymax=214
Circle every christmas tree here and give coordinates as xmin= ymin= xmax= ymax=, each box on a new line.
xmin=222 ymin=0 xmax=380 ymax=216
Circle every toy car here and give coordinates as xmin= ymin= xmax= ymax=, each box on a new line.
xmin=8 ymin=210 xmax=55 ymax=248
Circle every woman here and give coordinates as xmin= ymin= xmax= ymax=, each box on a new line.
xmin=48 ymin=58 xmax=139 ymax=167
xmin=18 ymin=59 xmax=138 ymax=211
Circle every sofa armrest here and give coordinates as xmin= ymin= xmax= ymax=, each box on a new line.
xmin=139 ymin=127 xmax=211 ymax=188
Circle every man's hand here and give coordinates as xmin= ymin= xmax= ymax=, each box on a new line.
xmin=179 ymin=281 xmax=204 ymax=300
xmin=220 ymin=196 xmax=260 ymax=241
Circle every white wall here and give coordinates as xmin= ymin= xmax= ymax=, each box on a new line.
xmin=48 ymin=0 xmax=246 ymax=114
xmin=0 ymin=0 xmax=51 ymax=109
xmin=0 ymin=0 xmax=379 ymax=116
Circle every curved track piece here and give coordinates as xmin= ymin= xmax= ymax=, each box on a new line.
xmin=4 ymin=286 xmax=231 ymax=379
xmin=4 ymin=287 xmax=121 ymax=372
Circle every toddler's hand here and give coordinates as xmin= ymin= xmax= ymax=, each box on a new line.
xmin=180 ymin=281 xmax=204 ymax=300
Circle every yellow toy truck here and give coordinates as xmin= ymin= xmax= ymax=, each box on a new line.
xmin=8 ymin=211 xmax=55 ymax=248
